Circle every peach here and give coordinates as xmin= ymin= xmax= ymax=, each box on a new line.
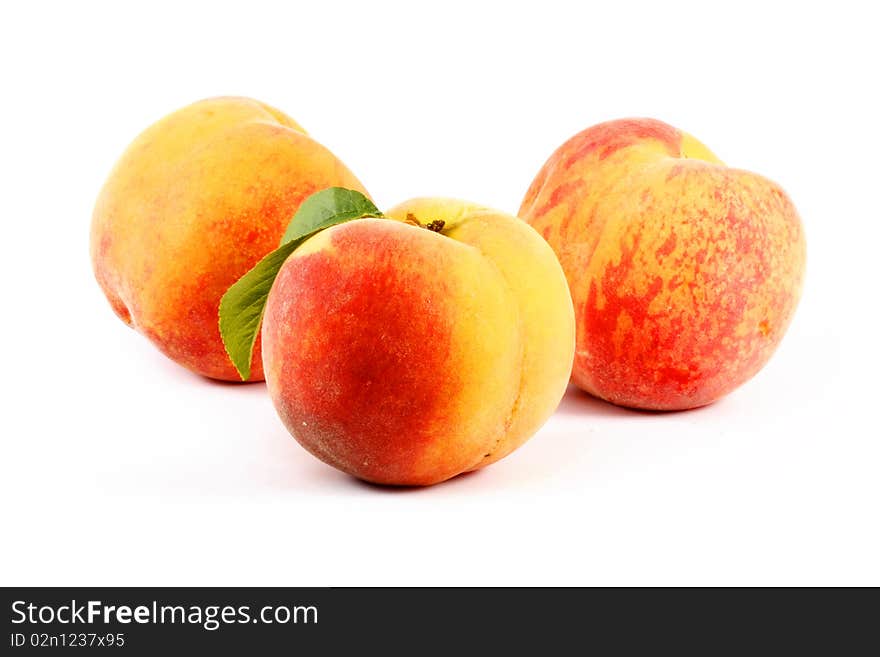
xmin=90 ymin=97 xmax=367 ymax=380
xmin=520 ymin=118 xmax=806 ymax=410
xmin=261 ymin=200 xmax=575 ymax=485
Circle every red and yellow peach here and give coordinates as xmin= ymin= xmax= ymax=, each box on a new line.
xmin=261 ymin=200 xmax=575 ymax=485
xmin=520 ymin=118 xmax=806 ymax=410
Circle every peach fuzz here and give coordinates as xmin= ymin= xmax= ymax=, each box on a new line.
xmin=261 ymin=201 xmax=574 ymax=486
xmin=520 ymin=118 xmax=806 ymax=410
xmin=90 ymin=96 xmax=367 ymax=381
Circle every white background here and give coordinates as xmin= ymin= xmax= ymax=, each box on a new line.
xmin=2 ymin=1 xmax=878 ymax=586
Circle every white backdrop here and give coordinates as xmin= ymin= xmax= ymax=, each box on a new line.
xmin=1 ymin=0 xmax=877 ymax=585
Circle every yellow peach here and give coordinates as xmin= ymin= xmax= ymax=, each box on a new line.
xmin=91 ymin=96 xmax=367 ymax=380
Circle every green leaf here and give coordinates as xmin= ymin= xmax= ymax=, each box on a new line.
xmin=281 ymin=186 xmax=381 ymax=245
xmin=219 ymin=188 xmax=380 ymax=381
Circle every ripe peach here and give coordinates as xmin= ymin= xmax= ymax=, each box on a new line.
xmin=520 ymin=118 xmax=806 ymax=410
xmin=261 ymin=201 xmax=575 ymax=486
xmin=90 ymin=97 xmax=367 ymax=380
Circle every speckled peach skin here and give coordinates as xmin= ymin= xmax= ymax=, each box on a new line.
xmin=90 ymin=96 xmax=367 ymax=381
xmin=262 ymin=203 xmax=574 ymax=486
xmin=520 ymin=118 xmax=806 ymax=410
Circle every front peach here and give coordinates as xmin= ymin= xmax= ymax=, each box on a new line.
xmin=261 ymin=200 xmax=575 ymax=486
